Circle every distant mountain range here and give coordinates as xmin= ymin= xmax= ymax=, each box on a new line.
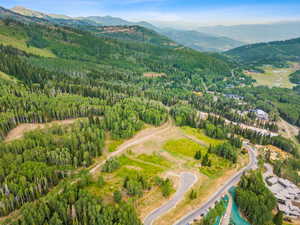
xmin=8 ymin=6 xmax=300 ymax=53
xmin=5 ymin=6 xmax=176 ymax=48
xmin=10 ymin=6 xmax=244 ymax=52
xmin=198 ymin=22 xmax=300 ymax=43
xmin=160 ymin=28 xmax=244 ymax=52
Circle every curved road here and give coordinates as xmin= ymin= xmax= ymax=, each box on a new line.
xmin=173 ymin=143 xmax=257 ymax=225
xmin=144 ymin=172 xmax=198 ymax=225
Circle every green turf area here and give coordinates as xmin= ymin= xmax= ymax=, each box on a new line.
xmin=164 ymin=135 xmax=231 ymax=178
xmin=117 ymin=155 xmax=165 ymax=177
xmin=137 ymin=153 xmax=172 ymax=168
xmin=0 ymin=33 xmax=56 ymax=57
xmin=108 ymin=139 xmax=125 ymax=152
xmin=199 ymin=155 xmax=232 ymax=178
xmin=181 ymin=126 xmax=225 ymax=146
xmin=248 ymin=65 xmax=296 ymax=89
xmin=0 ymin=71 xmax=16 ymax=82
xmin=163 ymin=138 xmax=206 ymax=158
xmin=86 ymin=154 xmax=169 ymax=198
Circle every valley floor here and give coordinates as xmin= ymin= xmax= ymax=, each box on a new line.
xmin=245 ymin=63 xmax=299 ymax=89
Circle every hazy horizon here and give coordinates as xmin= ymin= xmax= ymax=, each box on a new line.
xmin=2 ymin=0 xmax=300 ymax=28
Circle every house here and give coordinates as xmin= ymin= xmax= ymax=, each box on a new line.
xmin=250 ymin=109 xmax=269 ymax=120
xmin=265 ymin=175 xmax=300 ymax=218
xmin=267 ymin=176 xmax=278 ymax=186
xmin=224 ymin=94 xmax=244 ymax=100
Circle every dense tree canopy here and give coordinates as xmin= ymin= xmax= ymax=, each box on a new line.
xmin=236 ymin=171 xmax=276 ymax=225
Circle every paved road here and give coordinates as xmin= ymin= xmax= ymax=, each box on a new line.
xmin=144 ymin=172 xmax=198 ymax=225
xmin=198 ymin=111 xmax=278 ymax=137
xmin=173 ymin=144 xmax=257 ymax=225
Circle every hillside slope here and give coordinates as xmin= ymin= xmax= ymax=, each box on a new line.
xmin=226 ymin=37 xmax=300 ymax=67
xmin=10 ymin=6 xmax=243 ymax=52
xmin=10 ymin=6 xmax=177 ymax=47
xmin=161 ymin=29 xmax=244 ymax=52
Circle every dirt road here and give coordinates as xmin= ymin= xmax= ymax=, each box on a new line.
xmin=4 ymin=119 xmax=80 ymax=142
xmin=90 ymin=120 xmax=173 ymax=174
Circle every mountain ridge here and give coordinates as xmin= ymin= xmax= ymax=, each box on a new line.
xmin=226 ymin=37 xmax=300 ymax=68
xmin=9 ymin=5 xmax=244 ymax=52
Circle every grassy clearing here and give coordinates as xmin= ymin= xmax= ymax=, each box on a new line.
xmin=163 ymin=138 xmax=206 ymax=158
xmin=163 ymin=136 xmax=231 ymax=178
xmin=200 ymin=155 xmax=232 ymax=178
xmin=117 ymin=155 xmax=165 ymax=178
xmin=247 ymin=65 xmax=296 ymax=88
xmin=181 ymin=126 xmax=225 ymax=146
xmin=0 ymin=34 xmax=56 ymax=58
xmin=137 ymin=153 xmax=172 ymax=168
xmin=0 ymin=71 xmax=16 ymax=82
xmin=86 ymin=154 xmax=169 ymax=199
xmin=108 ymin=139 xmax=124 ymax=152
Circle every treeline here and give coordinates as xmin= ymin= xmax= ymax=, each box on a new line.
xmin=273 ymin=158 xmax=300 ymax=184
xmin=208 ymin=143 xmax=238 ymax=163
xmin=1 ymin=182 xmax=142 ymax=225
xmin=226 ymin=37 xmax=300 ymax=68
xmin=202 ymin=113 xmax=296 ymax=155
xmin=0 ymin=79 xmax=107 ymax=140
xmin=290 ymin=70 xmax=300 ymax=84
xmin=0 ymin=95 xmax=169 ymax=216
xmin=231 ymin=86 xmax=300 ymax=127
xmin=0 ymin=120 xmax=104 ymax=216
xmin=232 ymin=126 xmax=297 ymax=155
xmin=198 ymin=199 xmax=227 ymax=225
xmin=0 ymin=45 xmax=57 ymax=85
xmin=189 ymin=93 xmax=279 ymax=132
xmin=171 ymin=104 xmax=296 ymax=155
xmin=104 ymin=98 xmax=168 ymax=139
xmin=236 ymin=171 xmax=276 ymax=225
xmin=171 ymin=105 xmax=241 ymax=162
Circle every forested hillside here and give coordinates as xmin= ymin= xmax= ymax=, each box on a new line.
xmin=0 ymin=7 xmax=253 ymax=224
xmin=290 ymin=70 xmax=300 ymax=84
xmin=226 ymin=37 xmax=300 ymax=68
xmin=161 ymin=29 xmax=244 ymax=52
xmin=0 ymin=5 xmax=300 ymax=225
xmin=10 ymin=6 xmax=246 ymax=52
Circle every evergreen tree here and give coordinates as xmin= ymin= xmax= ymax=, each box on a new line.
xmin=273 ymin=211 xmax=283 ymax=225
xmin=113 ymin=190 xmax=122 ymax=203
xmin=194 ymin=150 xmax=202 ymax=160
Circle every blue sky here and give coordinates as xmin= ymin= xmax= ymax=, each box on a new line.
xmin=1 ymin=0 xmax=300 ymax=26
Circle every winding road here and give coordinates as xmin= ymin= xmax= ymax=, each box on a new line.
xmin=144 ymin=172 xmax=198 ymax=225
xmin=173 ymin=143 xmax=258 ymax=225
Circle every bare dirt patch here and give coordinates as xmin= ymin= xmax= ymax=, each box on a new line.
xmin=277 ymin=118 xmax=299 ymax=139
xmin=129 ymin=123 xmax=182 ymax=156
xmin=144 ymin=72 xmax=166 ymax=78
xmin=5 ymin=118 xmax=82 ymax=142
xmin=100 ymin=26 xmax=136 ymax=34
